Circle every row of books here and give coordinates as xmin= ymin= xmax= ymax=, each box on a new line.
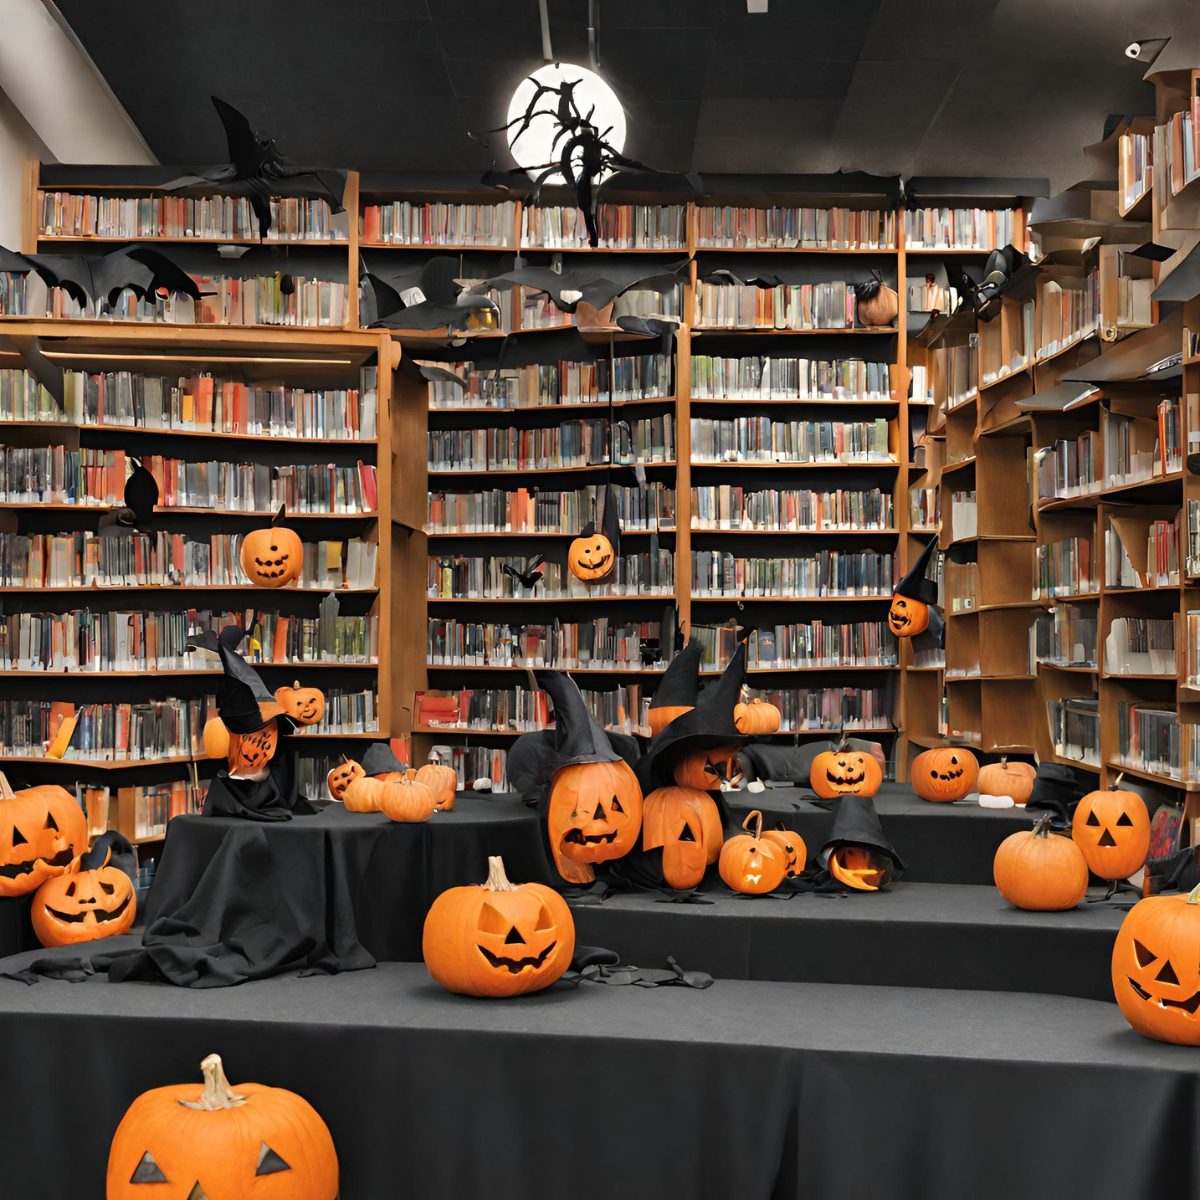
xmin=1037 ymin=275 xmax=1099 ymax=359
xmin=125 ymin=782 xmax=206 ymax=842
xmin=0 ymin=531 xmax=378 ymax=590
xmin=37 ymin=191 xmax=345 ymax=241
xmin=0 ymin=366 xmax=378 ymax=440
xmin=908 ymin=277 xmax=960 ymax=313
xmin=520 ymin=205 xmax=687 ymax=250
xmin=427 ymin=415 xmax=675 ymax=472
xmin=1034 ymin=537 xmax=1096 ymax=600
xmin=692 ymin=281 xmax=860 ymax=330
xmin=1188 ymin=500 xmax=1200 ymax=578
xmin=945 ymin=559 xmax=976 ymax=613
xmin=441 ymin=745 xmax=509 ymax=792
xmin=978 ymin=299 xmax=1034 ymax=385
xmin=1106 ymin=515 xmax=1180 ymax=590
xmin=693 ymin=621 xmax=898 ymax=670
xmin=695 ymin=206 xmax=895 ymax=250
xmin=426 ymin=551 xmax=675 ymax=599
xmin=690 ymin=549 xmax=895 ymax=598
xmin=1105 ymin=616 xmax=1176 ymax=677
xmin=689 ymin=485 xmax=894 ymax=531
xmin=1117 ymin=701 xmax=1183 ymax=780
xmin=427 ymin=618 xmax=666 ymax=670
xmin=1186 ymin=614 xmax=1200 ymax=689
xmin=690 ymin=417 xmax=893 ymax=464
xmin=362 ymin=201 xmax=518 ymax=246
xmin=1047 ymin=697 xmax=1100 ymax=768
xmin=1120 ymin=129 xmax=1153 ymax=210
xmin=1153 ymin=99 xmax=1200 ymax=201
xmin=426 ymin=482 xmax=674 ymax=535
xmin=902 ymin=207 xmax=1025 ymax=252
xmin=935 ymin=341 xmax=978 ymax=410
xmin=519 ymin=290 xmax=571 ymax=330
xmin=948 ymin=491 xmax=977 ymax=541
xmin=1036 ymin=432 xmax=1102 ymax=502
xmin=294 ymin=688 xmax=378 ymax=736
xmin=1034 ymin=605 xmax=1098 ymax=668
xmin=1107 ymin=403 xmax=1182 ymax=485
xmin=909 ymin=487 xmax=940 ymax=528
xmin=689 ymin=356 xmax=890 ymax=401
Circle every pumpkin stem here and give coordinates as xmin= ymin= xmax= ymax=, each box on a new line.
xmin=1186 ymin=883 xmax=1200 ymax=905
xmin=0 ymin=771 xmax=12 ymax=800
xmin=483 ymin=855 xmax=520 ymax=892
xmin=178 ymin=1054 xmax=248 ymax=1111
xmin=742 ymin=809 xmax=764 ymax=840
xmin=1000 ymin=755 xmax=1008 ymax=768
xmin=1031 ymin=813 xmax=1053 ymax=839
xmin=1113 ymin=772 xmax=1125 ymax=789
xmin=404 ymin=768 xmax=417 ymax=781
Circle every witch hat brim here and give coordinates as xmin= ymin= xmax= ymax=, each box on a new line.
xmin=361 ymin=743 xmax=409 ymax=776
xmin=818 ymin=793 xmax=907 ymax=878
xmin=648 ymin=639 xmax=704 ymax=721
xmin=216 ymin=625 xmax=289 ymax=735
xmin=894 ymin=534 xmax=940 ymax=605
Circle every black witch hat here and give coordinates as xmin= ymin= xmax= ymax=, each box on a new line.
xmin=361 ymin=743 xmax=409 ymax=777
xmin=215 ymin=625 xmax=288 ymax=735
xmin=647 ymin=639 xmax=703 ymax=730
xmin=78 ymin=830 xmax=138 ymax=884
xmin=578 ymin=483 xmax=622 ymax=556
xmin=818 ymin=793 xmax=906 ymax=888
xmin=98 ymin=457 xmax=159 ymax=535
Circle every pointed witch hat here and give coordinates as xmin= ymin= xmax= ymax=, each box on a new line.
xmin=215 ymin=625 xmax=290 ymax=734
xmin=818 ymin=793 xmax=906 ymax=891
xmin=361 ymin=743 xmax=409 ymax=777
xmin=647 ymin=639 xmax=704 ymax=736
xmin=895 ymin=534 xmax=940 ymax=604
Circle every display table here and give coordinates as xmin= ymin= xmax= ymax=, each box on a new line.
xmin=0 ymin=950 xmax=1192 ymax=1200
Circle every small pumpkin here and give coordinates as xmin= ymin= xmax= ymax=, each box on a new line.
xmin=0 ymin=774 xmax=88 ymax=898
xmin=239 ymin=504 xmax=305 ymax=589
xmin=854 ymin=269 xmax=899 ymax=327
xmin=718 ymin=809 xmax=787 ymax=895
xmin=828 ymin=845 xmax=891 ymax=891
xmin=762 ymin=825 xmax=806 ymax=877
xmin=226 ymin=722 xmax=279 ymax=777
xmin=547 ymin=758 xmax=643 ymax=884
xmin=31 ymin=845 xmax=137 ymax=948
xmin=416 ymin=761 xmax=458 ymax=811
xmin=380 ymin=769 xmax=437 ymax=823
xmin=641 ymin=785 xmax=723 ymax=889
xmin=734 ymin=696 xmax=781 ymax=736
xmin=1072 ymin=779 xmax=1150 ymax=882
xmin=326 ymin=756 xmax=364 ymax=802
xmin=977 ymin=756 xmax=1037 ymax=806
xmin=273 ymin=681 xmax=325 ymax=727
xmin=887 ymin=593 xmax=930 ymax=637
xmin=423 ymin=855 xmax=575 ymax=997
xmin=202 ymin=715 xmax=230 ymax=760
xmin=993 ymin=814 xmax=1089 ymax=911
xmin=911 ymin=747 xmax=978 ymax=802
xmin=1112 ymin=882 xmax=1200 ymax=1045
xmin=341 ymin=774 xmax=384 ymax=813
xmin=105 ymin=1052 xmax=338 ymax=1199
xmin=810 ymin=744 xmax=883 ymax=800
xmin=672 ymin=746 xmax=743 ymax=791
xmin=648 ymin=704 xmax=693 ymax=738
xmin=567 ymin=528 xmax=615 ymax=582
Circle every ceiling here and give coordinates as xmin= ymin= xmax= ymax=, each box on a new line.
xmin=54 ymin=0 xmax=1199 ymax=193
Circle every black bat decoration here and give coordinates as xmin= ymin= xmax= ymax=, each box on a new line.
xmin=502 ymin=555 xmax=547 ymax=590
xmin=98 ymin=457 xmax=159 ymax=536
xmin=0 ymin=330 xmax=65 ymax=410
xmin=361 ymin=255 xmax=498 ymax=332
xmin=163 ymin=96 xmax=347 ymax=240
xmin=484 ymin=256 xmax=690 ymax=313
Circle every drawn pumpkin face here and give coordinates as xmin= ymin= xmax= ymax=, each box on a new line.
xmin=546 ymin=759 xmax=643 ymax=884
xmin=887 ymin=594 xmax=929 ymax=637
xmin=829 ymin=845 xmax=891 ymax=891
xmin=567 ymin=531 xmax=615 ymax=582
xmin=642 ymin=785 xmax=723 ymax=890
xmin=810 ymin=749 xmax=883 ymax=799
xmin=239 ymin=507 xmax=305 ymax=589
xmin=911 ymin=748 xmax=978 ymax=802
xmin=1072 ymin=787 xmax=1150 ymax=882
xmin=32 ymin=852 xmax=137 ymax=947
xmin=0 ymin=782 xmax=89 ymax=898
xmin=326 ymin=758 xmax=364 ymax=802
xmin=273 ymin=683 xmax=325 ymax=727
xmin=227 ymin=723 xmax=279 ymax=777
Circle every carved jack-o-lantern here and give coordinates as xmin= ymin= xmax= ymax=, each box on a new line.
xmin=1113 ymin=883 xmax=1200 ymax=1045
xmin=1072 ymin=783 xmax=1150 ymax=882
xmin=239 ymin=505 xmax=305 ymax=589
xmin=273 ymin=682 xmax=325 ymax=727
xmin=887 ymin=594 xmax=930 ymax=638
xmin=546 ymin=759 xmax=643 ymax=884
xmin=423 ymin=855 xmax=575 ymax=997
xmin=0 ymin=775 xmax=88 ymax=898
xmin=641 ymin=785 xmax=723 ymax=890
xmin=326 ymin=757 xmax=364 ymax=802
xmin=810 ymin=747 xmax=883 ymax=800
xmin=567 ymin=530 xmax=615 ymax=582
xmin=32 ymin=846 xmax=137 ymax=948
xmin=227 ymin=722 xmax=279 ymax=777
xmin=106 ymin=1053 xmax=338 ymax=1199
xmin=719 ymin=809 xmax=787 ymax=895
xmin=911 ymin=747 xmax=978 ymax=802
xmin=673 ymin=746 xmax=743 ymax=791
xmin=762 ymin=826 xmax=807 ymax=877
xmin=828 ymin=845 xmax=891 ymax=891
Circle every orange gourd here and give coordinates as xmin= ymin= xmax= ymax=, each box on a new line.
xmin=567 ymin=530 xmax=615 ymax=582
xmin=673 ymin=746 xmax=743 ymax=791
xmin=993 ymin=814 xmax=1089 ymax=911
xmin=379 ymin=769 xmax=437 ymax=823
xmin=341 ymin=775 xmax=384 ymax=813
xmin=911 ymin=747 xmax=978 ymax=802
xmin=0 ymin=774 xmax=88 ymax=898
xmin=887 ymin=594 xmax=930 ymax=638
xmin=1072 ymin=780 xmax=1150 ymax=882
xmin=416 ymin=762 xmax=458 ymax=811
xmin=202 ymin=716 xmax=230 ymax=760
xmin=226 ymin=722 xmax=279 ymax=777
xmin=734 ymin=697 xmax=781 ymax=735
xmin=239 ymin=505 xmax=304 ymax=589
xmin=977 ymin=757 xmax=1037 ymax=805
xmin=648 ymin=704 xmax=693 ymax=737
xmin=828 ymin=845 xmax=891 ymax=891
xmin=718 ymin=809 xmax=786 ymax=895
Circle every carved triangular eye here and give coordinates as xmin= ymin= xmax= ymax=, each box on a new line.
xmin=1116 ymin=813 xmax=1134 ymax=826
xmin=535 ymin=904 xmax=555 ymax=931
xmin=130 ymin=1152 xmax=168 ymax=1183
xmin=1157 ymin=960 xmax=1180 ymax=985
xmin=186 ymin=1184 xmax=210 ymax=1200
xmin=65 ymin=881 xmax=76 ymax=897
xmin=101 ymin=881 xmax=115 ymax=894
xmin=12 ymin=827 xmax=27 ymax=846
xmin=1133 ymin=940 xmax=1156 ymax=968
xmin=256 ymin=1142 xmax=291 ymax=1176
xmin=44 ymin=812 xmax=59 ymax=832
xmin=1085 ymin=811 xmax=1100 ymax=826
xmin=477 ymin=901 xmax=507 ymax=935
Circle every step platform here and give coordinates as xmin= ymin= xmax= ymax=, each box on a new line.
xmin=0 ymin=948 xmax=1191 ymax=1200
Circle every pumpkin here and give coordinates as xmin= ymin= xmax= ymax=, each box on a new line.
xmin=648 ymin=704 xmax=693 ymax=738
xmin=993 ymin=814 xmax=1089 ymax=911
xmin=423 ymin=855 xmax=575 ymax=997
xmin=341 ymin=774 xmax=383 ymax=813
xmin=1112 ymin=883 xmax=1200 ymax=1046
xmin=0 ymin=775 xmax=88 ymax=898
xmin=416 ymin=761 xmax=458 ymax=811
xmin=567 ymin=529 xmax=615 ymax=582
xmin=810 ymin=746 xmax=883 ymax=800
xmin=828 ymin=845 xmax=891 ymax=891
xmin=887 ymin=593 xmax=930 ymax=638
xmin=273 ymin=682 xmax=325 ymax=727
xmin=734 ymin=697 xmax=781 ymax=736
xmin=326 ymin=756 xmax=364 ymax=802
xmin=673 ymin=746 xmax=743 ymax=791
xmin=854 ymin=271 xmax=899 ymax=327
xmin=202 ymin=716 xmax=230 ymax=760
xmin=977 ymin=756 xmax=1037 ymax=806
xmin=911 ymin=747 xmax=978 ymax=802
xmin=105 ymin=1052 xmax=338 ymax=1199
xmin=762 ymin=825 xmax=806 ymax=877
xmin=718 ymin=809 xmax=787 ymax=895
xmin=641 ymin=785 xmax=723 ymax=889
xmin=546 ymin=758 xmax=643 ymax=884
xmin=379 ymin=769 xmax=437 ymax=823
xmin=226 ymin=722 xmax=279 ymax=777
xmin=1072 ymin=780 xmax=1150 ymax=882
xmin=31 ymin=847 xmax=136 ymax=948
xmin=239 ymin=505 xmax=304 ymax=589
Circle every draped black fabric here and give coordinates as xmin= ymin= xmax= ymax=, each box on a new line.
xmin=200 ymin=768 xmax=318 ymax=822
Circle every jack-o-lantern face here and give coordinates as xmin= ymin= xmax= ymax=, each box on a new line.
xmin=642 ymin=785 xmax=723 ymax=889
xmin=829 ymin=845 xmax=891 ymax=891
xmin=546 ymin=759 xmax=643 ymax=883
xmin=1113 ymin=885 xmax=1200 ymax=1045
xmin=673 ymin=746 xmax=743 ymax=791
xmin=0 ymin=781 xmax=88 ymax=898
xmin=1072 ymin=787 xmax=1150 ymax=882
xmin=718 ymin=809 xmax=786 ymax=895
xmin=911 ymin=748 xmax=978 ymax=802
xmin=887 ymin=594 xmax=929 ymax=637
xmin=810 ymin=749 xmax=883 ymax=800
xmin=762 ymin=827 xmax=806 ymax=877
xmin=32 ymin=853 xmax=137 ymax=947
xmin=567 ymin=532 xmax=615 ymax=582
xmin=326 ymin=757 xmax=364 ymax=802
xmin=227 ymin=723 xmax=279 ymax=777
xmin=274 ymin=683 xmax=325 ymax=727
xmin=423 ymin=856 xmax=576 ymax=997
xmin=239 ymin=506 xmax=305 ymax=589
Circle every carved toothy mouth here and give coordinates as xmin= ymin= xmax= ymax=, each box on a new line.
xmin=46 ymin=895 xmax=131 ymax=925
xmin=563 ymin=829 xmax=617 ymax=846
xmin=1128 ymin=978 xmax=1200 ymax=1013
xmin=0 ymin=847 xmax=74 ymax=879
xmin=828 ymin=770 xmax=867 ymax=789
xmin=580 ymin=554 xmax=610 ymax=570
xmin=478 ymin=941 xmax=557 ymax=973
xmin=745 ymin=873 xmax=762 ymax=885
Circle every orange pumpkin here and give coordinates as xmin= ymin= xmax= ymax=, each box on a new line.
xmin=762 ymin=825 xmax=806 ymax=877
xmin=1072 ymin=781 xmax=1150 ymax=882
xmin=673 ymin=746 xmax=743 ymax=791
xmin=239 ymin=505 xmax=305 ymax=588
xmin=326 ymin=757 xmax=364 ymax=802
xmin=341 ymin=774 xmax=384 ymax=813
xmin=546 ymin=759 xmax=643 ymax=884
xmin=416 ymin=762 xmax=458 ymax=811
xmin=106 ymin=1053 xmax=338 ymax=1199
xmin=379 ymin=770 xmax=437 ymax=823
xmin=567 ymin=530 xmax=615 ymax=582
xmin=911 ymin=747 xmax=978 ymax=802
xmin=887 ymin=594 xmax=930 ymax=638
xmin=828 ymin=845 xmax=891 ymax=891
xmin=648 ymin=704 xmax=693 ymax=738
xmin=993 ymin=814 xmax=1089 ymax=911
xmin=641 ymin=785 xmax=723 ymax=889
xmin=718 ymin=809 xmax=787 ymax=895
xmin=977 ymin=757 xmax=1037 ymax=805
xmin=31 ymin=847 xmax=137 ymax=947
xmin=1113 ymin=883 xmax=1200 ymax=1045
xmin=0 ymin=774 xmax=88 ymax=898
xmin=226 ymin=722 xmax=279 ymax=777
xmin=855 ymin=275 xmax=900 ymax=327
xmin=734 ymin=697 xmax=781 ymax=736
xmin=202 ymin=716 xmax=230 ymax=760
xmin=810 ymin=746 xmax=883 ymax=800
xmin=423 ymin=856 xmax=575 ymax=997
xmin=273 ymin=682 xmax=325 ymax=727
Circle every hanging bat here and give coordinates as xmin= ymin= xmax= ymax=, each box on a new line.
xmin=0 ymin=243 xmax=202 ymax=308
xmin=361 ymin=255 xmax=499 ymax=332
xmin=485 ymin=256 xmax=690 ymax=313
xmin=502 ymin=555 xmax=547 ymax=590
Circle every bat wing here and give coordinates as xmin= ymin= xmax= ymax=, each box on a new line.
xmin=1 ymin=334 xmax=65 ymax=409
xmin=211 ymin=95 xmax=273 ymax=174
xmin=93 ymin=247 xmax=202 ymax=305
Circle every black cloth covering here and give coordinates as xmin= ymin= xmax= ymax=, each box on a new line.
xmin=0 ymin=958 xmax=1196 ymax=1200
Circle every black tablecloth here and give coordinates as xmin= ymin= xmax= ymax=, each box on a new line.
xmin=0 ymin=952 xmax=1194 ymax=1200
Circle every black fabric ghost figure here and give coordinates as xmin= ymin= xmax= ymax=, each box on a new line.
xmin=98 ymin=457 xmax=159 ymax=535
xmin=888 ymin=534 xmax=943 ymax=649
xmin=804 ymin=794 xmax=906 ymax=893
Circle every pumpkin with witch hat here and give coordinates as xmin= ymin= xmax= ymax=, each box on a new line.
xmin=568 ymin=483 xmax=621 ymax=583
xmin=888 ymin=535 xmax=942 ymax=641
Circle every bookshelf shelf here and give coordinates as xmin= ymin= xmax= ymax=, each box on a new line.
xmin=690 ymin=460 xmax=898 ymax=470
xmin=428 ymin=463 xmax=676 ymax=477
xmin=690 ymin=594 xmax=889 ymax=603
xmin=425 ymin=665 xmax=668 ymax=674
xmin=690 ymin=527 xmax=897 ymax=535
xmin=0 ymin=755 xmax=201 ymax=769
xmin=1105 ymin=762 xmax=1198 ymax=792
xmin=693 ymin=247 xmax=897 ymax=255
xmin=688 ymin=397 xmax=899 ymax=407
xmin=0 ymin=422 xmax=378 ymax=446
xmin=0 ymin=585 xmax=379 ymax=594
xmin=0 ymin=505 xmax=378 ymax=518
xmin=35 ymin=235 xmax=348 ymax=247
xmin=423 ymin=529 xmax=676 ymax=538
xmin=0 ymin=665 xmax=379 ymax=677
xmin=426 ymin=595 xmax=677 ymax=604
xmin=691 ymin=327 xmax=899 ymax=336
xmin=429 ymin=399 xmax=675 ymax=414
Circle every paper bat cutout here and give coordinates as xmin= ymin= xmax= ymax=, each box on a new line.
xmin=361 ymin=255 xmax=498 ymax=332
xmin=502 ymin=555 xmax=547 ymax=590
xmin=0 ymin=331 xmax=65 ymax=410
xmin=98 ymin=457 xmax=159 ymax=536
xmin=485 ymin=255 xmax=690 ymax=313
xmin=162 ymin=96 xmax=346 ymax=240
xmin=0 ymin=243 xmax=201 ymax=308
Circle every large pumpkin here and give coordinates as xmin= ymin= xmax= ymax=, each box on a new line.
xmin=423 ymin=855 xmax=575 ymax=997
xmin=0 ymin=775 xmax=88 ymax=898
xmin=810 ymin=747 xmax=883 ymax=800
xmin=1112 ymin=883 xmax=1200 ymax=1045
xmin=641 ymin=785 xmax=723 ymax=890
xmin=567 ymin=529 xmax=615 ymax=582
xmin=326 ymin=757 xmax=365 ymax=802
xmin=227 ymin=722 xmax=279 ymax=777
xmin=762 ymin=825 xmax=806 ymax=877
xmin=734 ymin=697 xmax=781 ymax=736
xmin=1072 ymin=782 xmax=1150 ymax=882
xmin=718 ymin=809 xmax=787 ymax=895
xmin=239 ymin=505 xmax=304 ymax=589
xmin=32 ymin=846 xmax=137 ymax=948
xmin=273 ymin=682 xmax=325 ymax=727
xmin=379 ymin=770 xmax=437 ymax=823
xmin=546 ymin=758 xmax=643 ymax=884
xmin=993 ymin=814 xmax=1089 ymax=911
xmin=978 ymin=757 xmax=1037 ymax=806
xmin=828 ymin=845 xmax=892 ymax=891
xmin=106 ymin=1053 xmax=338 ymax=1199
xmin=887 ymin=594 xmax=930 ymax=638
xmin=911 ymin=747 xmax=978 ymax=802
xmin=416 ymin=762 xmax=458 ymax=811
